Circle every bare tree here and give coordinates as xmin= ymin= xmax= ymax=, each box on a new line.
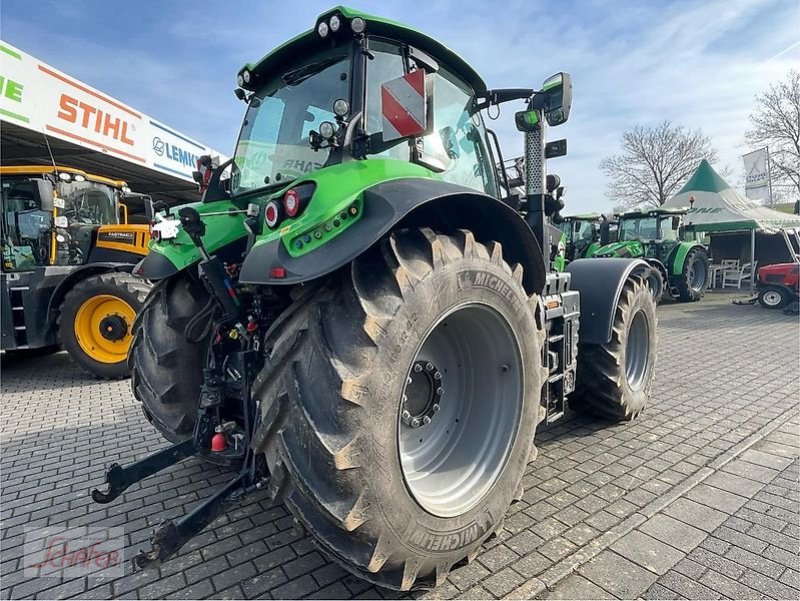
xmin=745 ymin=69 xmax=800 ymax=200
xmin=600 ymin=121 xmax=720 ymax=209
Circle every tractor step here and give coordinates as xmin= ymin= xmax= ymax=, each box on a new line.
xmin=91 ymin=438 xmax=266 ymax=568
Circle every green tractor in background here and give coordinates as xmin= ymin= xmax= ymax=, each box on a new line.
xmin=94 ymin=7 xmax=659 ymax=591
xmin=593 ymin=207 xmax=710 ymax=303
xmin=556 ymin=213 xmax=615 ymax=266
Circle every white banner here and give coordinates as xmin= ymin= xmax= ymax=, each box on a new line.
xmin=0 ymin=40 xmax=224 ymax=181
xmin=743 ymin=147 xmax=769 ymax=201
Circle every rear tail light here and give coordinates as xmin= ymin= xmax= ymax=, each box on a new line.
xmin=265 ymin=200 xmax=282 ymax=229
xmin=284 ymin=189 xmax=301 ymax=217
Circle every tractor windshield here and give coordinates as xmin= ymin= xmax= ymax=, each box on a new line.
xmin=56 ymin=180 xmax=118 ymax=225
xmin=232 ymin=49 xmax=350 ymax=194
xmin=619 ymin=217 xmax=657 ymax=241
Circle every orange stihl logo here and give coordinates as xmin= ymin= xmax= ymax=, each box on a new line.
xmin=57 ymin=94 xmax=134 ymax=146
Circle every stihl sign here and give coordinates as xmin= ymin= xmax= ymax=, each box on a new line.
xmin=0 ymin=40 xmax=224 ymax=178
xmin=57 ymin=94 xmax=135 ymax=146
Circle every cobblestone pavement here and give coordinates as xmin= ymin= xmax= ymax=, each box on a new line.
xmin=1 ymin=293 xmax=798 ymax=600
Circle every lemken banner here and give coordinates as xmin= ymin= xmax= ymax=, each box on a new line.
xmin=742 ymin=147 xmax=770 ymax=201
xmin=0 ymin=40 xmax=224 ymax=180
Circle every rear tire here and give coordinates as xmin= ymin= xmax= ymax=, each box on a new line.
xmin=129 ymin=275 xmax=210 ymax=442
xmin=674 ymin=248 xmax=710 ymax=302
xmin=757 ymin=285 xmax=791 ymax=309
xmin=573 ymin=275 xmax=658 ymax=420
xmin=58 ymin=272 xmax=150 ymax=379
xmin=252 ymin=229 xmax=546 ymax=590
xmin=636 ymin=265 xmax=664 ymax=304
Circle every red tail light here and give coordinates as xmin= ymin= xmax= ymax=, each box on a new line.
xmin=284 ymin=189 xmax=301 ymax=217
xmin=265 ymin=200 xmax=282 ymax=229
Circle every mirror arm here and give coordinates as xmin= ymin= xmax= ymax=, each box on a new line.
xmin=474 ymin=88 xmax=535 ymax=111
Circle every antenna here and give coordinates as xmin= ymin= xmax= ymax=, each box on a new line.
xmin=41 ymin=129 xmax=58 ymax=173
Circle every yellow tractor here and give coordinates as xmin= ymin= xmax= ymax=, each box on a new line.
xmin=1 ymin=165 xmax=152 ymax=377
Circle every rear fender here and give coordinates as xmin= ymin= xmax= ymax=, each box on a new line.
xmin=669 ymin=241 xmax=705 ymax=275
xmin=239 ymin=178 xmax=547 ymax=295
xmin=566 ymin=257 xmax=650 ymax=344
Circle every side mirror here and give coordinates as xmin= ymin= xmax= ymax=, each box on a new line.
xmin=541 ymin=72 xmax=572 ymax=127
xmin=33 ymin=179 xmax=55 ymax=212
xmin=678 ymin=225 xmax=686 ymax=240
xmin=380 ymin=70 xmax=432 ymax=142
xmin=599 ymin=221 xmax=610 ymax=245
xmin=672 ymin=216 xmax=681 ymax=230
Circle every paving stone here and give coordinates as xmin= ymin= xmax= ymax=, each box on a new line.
xmin=611 ymin=530 xmax=684 ymax=575
xmin=685 ymin=483 xmax=748 ymax=513
xmin=656 ymin=572 xmax=719 ymax=599
xmin=639 ymin=514 xmax=707 ymax=553
xmin=539 ymin=573 xmax=615 ymax=599
xmin=663 ymin=498 xmax=728 ymax=532
xmin=577 ymin=550 xmax=658 ymax=598
xmin=739 ymin=449 xmax=794 ymax=471
xmin=699 ymin=568 xmax=762 ymax=599
xmin=704 ymin=469 xmax=766 ymax=498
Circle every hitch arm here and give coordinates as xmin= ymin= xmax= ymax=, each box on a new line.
xmin=134 ymin=472 xmax=260 ymax=568
xmin=91 ymin=440 xmax=195 ymax=504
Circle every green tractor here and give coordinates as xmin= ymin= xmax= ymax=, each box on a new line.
xmin=96 ymin=7 xmax=658 ymax=590
xmin=593 ymin=207 xmax=710 ymax=303
xmin=555 ymin=213 xmax=611 ymax=266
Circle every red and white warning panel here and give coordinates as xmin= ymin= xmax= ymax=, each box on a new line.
xmin=380 ymin=69 xmax=427 ymax=142
xmin=0 ymin=40 xmax=225 ymax=186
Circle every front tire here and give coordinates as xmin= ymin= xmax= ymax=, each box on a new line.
xmin=757 ymin=285 xmax=791 ymax=309
xmin=253 ymin=229 xmax=546 ymax=590
xmin=674 ymin=248 xmax=710 ymax=302
xmin=129 ymin=275 xmax=210 ymax=442
xmin=573 ymin=275 xmax=658 ymax=420
xmin=59 ymin=272 xmax=150 ymax=379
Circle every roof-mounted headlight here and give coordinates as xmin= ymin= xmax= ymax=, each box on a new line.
xmin=329 ymin=15 xmax=341 ymax=32
xmin=351 ymin=17 xmax=366 ymax=33
xmin=333 ymin=99 xmax=349 ymax=117
xmin=236 ymin=74 xmax=245 ymax=87
xmin=317 ymin=20 xmax=329 ymax=38
xmin=242 ymin=69 xmax=251 ymax=84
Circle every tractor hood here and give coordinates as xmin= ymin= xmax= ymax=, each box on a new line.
xmin=593 ymin=240 xmax=643 ymax=259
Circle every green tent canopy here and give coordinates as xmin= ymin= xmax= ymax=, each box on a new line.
xmin=664 ymin=160 xmax=800 ymax=233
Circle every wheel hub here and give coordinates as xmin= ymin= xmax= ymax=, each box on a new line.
xmin=401 ymin=360 xmax=443 ymax=428
xmin=99 ymin=314 xmax=128 ymax=342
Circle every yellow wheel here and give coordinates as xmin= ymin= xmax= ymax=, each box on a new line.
xmin=74 ymin=294 xmax=135 ymax=364
xmin=59 ymin=272 xmax=151 ymax=378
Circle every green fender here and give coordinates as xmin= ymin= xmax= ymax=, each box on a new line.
xmin=670 ymin=241 xmax=705 ymax=275
xmin=136 ymin=160 xmax=439 ymax=280
xmin=582 ymin=241 xmax=601 ymax=258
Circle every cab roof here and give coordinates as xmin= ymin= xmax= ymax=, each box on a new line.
xmin=0 ymin=165 xmax=127 ymax=188
xmin=616 ymin=207 xmax=688 ymax=219
xmin=238 ymin=6 xmax=487 ymax=93
xmin=562 ymin=213 xmax=602 ymax=222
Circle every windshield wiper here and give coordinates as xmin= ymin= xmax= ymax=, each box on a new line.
xmin=282 ymin=57 xmax=342 ymax=85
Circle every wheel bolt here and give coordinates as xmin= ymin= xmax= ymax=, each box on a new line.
xmin=411 ymin=418 xmax=420 ymax=428
xmin=434 ymin=371 xmax=442 ymax=380
xmin=432 ymin=403 xmax=440 ymax=412
xmin=414 ymin=364 xmax=423 ymax=373
xmin=501 ymin=364 xmax=509 ymax=373
xmin=426 ymin=362 xmax=434 ymax=371
xmin=402 ymin=394 xmax=408 ymax=403
xmin=423 ymin=416 xmax=431 ymax=425
xmin=402 ymin=410 xmax=411 ymax=420
xmin=436 ymin=387 xmax=443 ymax=396
xmin=407 ymin=377 xmax=413 ymax=385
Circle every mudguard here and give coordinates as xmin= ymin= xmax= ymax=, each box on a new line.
xmin=238 ymin=178 xmax=547 ymax=294
xmin=47 ymin=262 xmax=133 ymax=327
xmin=566 ymin=257 xmax=650 ymax=344
xmin=669 ymin=241 xmax=705 ymax=275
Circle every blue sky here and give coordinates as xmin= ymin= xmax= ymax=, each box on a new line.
xmin=1 ymin=0 xmax=798 ymax=211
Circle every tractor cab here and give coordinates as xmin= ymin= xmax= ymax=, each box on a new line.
xmin=598 ymin=207 xmax=689 ymax=260
xmin=0 ymin=166 xmax=146 ymax=270
xmin=557 ymin=213 xmax=603 ymax=263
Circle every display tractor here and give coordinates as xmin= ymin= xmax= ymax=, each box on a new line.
xmin=756 ymin=262 xmax=799 ymax=310
xmin=0 ymin=166 xmax=151 ymax=377
xmin=93 ymin=7 xmax=658 ymax=590
xmin=555 ymin=213 xmax=612 ymax=266
xmin=593 ymin=207 xmax=710 ymax=303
